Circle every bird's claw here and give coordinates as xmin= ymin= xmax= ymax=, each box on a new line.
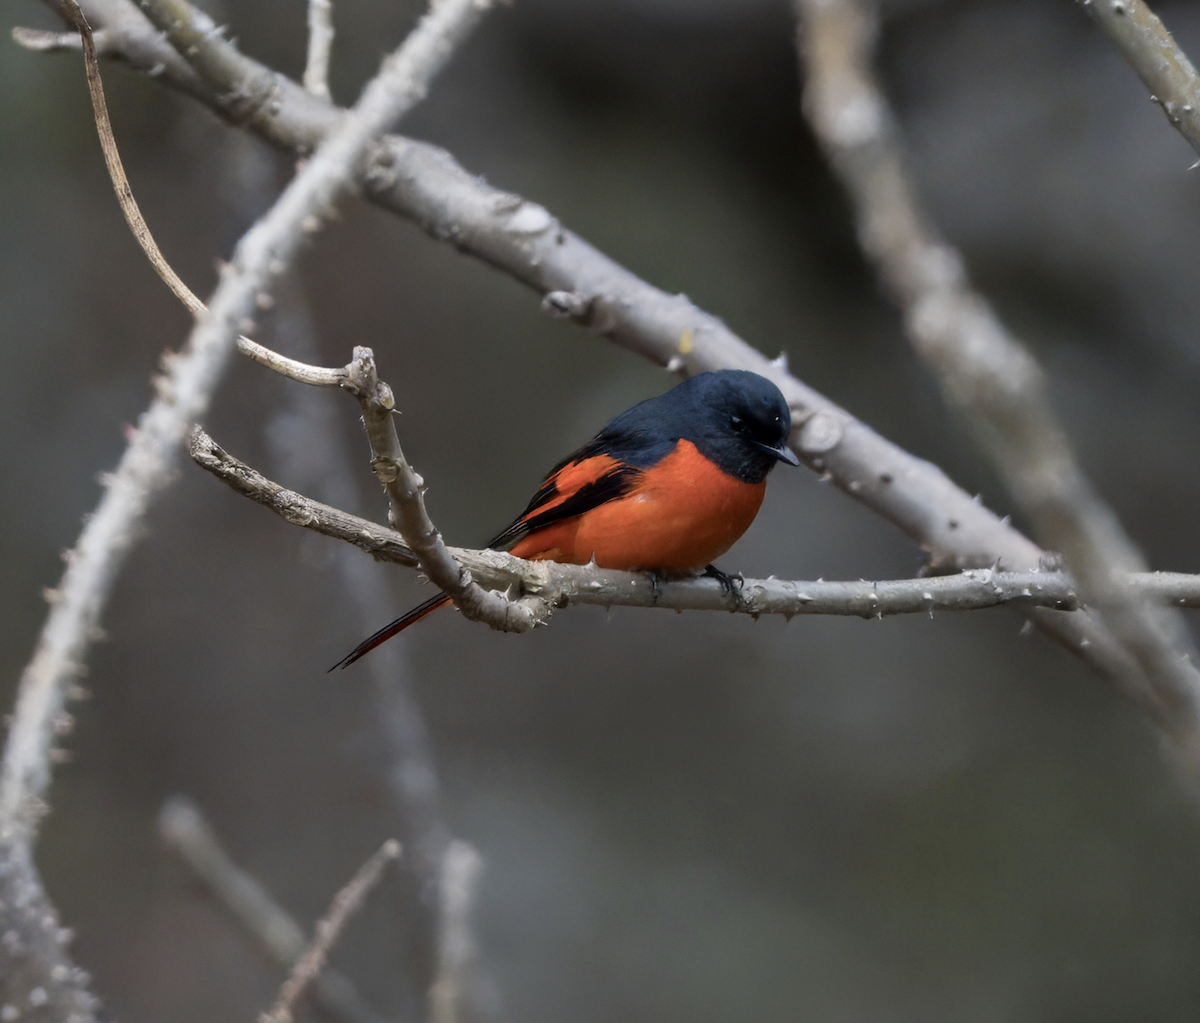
xmin=704 ymin=564 xmax=745 ymax=607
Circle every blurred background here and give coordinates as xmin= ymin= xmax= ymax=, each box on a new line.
xmin=6 ymin=0 xmax=1200 ymax=1019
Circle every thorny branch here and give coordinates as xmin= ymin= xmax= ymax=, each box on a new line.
xmin=159 ymin=797 xmax=390 ymax=1023
xmin=1074 ymin=0 xmax=1200 ymax=159
xmin=188 ymin=426 xmax=1200 ymax=622
xmin=260 ymin=839 xmax=401 ymax=1023
xmin=795 ymin=0 xmax=1200 ymax=760
xmin=19 ymin=0 xmax=1147 ymax=686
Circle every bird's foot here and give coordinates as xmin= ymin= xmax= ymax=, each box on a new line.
xmin=704 ymin=564 xmax=745 ymax=607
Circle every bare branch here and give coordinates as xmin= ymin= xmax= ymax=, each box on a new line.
xmin=1075 ymin=0 xmax=1200 ymax=159
xmin=55 ymin=0 xmax=205 ymax=317
xmin=339 ymin=348 xmax=551 ymax=634
xmin=39 ymin=0 xmax=1145 ymax=685
xmin=260 ymin=839 xmax=402 ymax=1023
xmin=239 ymin=335 xmax=346 ymax=385
xmin=158 ymin=797 xmax=390 ymax=1023
xmin=795 ymin=0 xmax=1200 ymax=755
xmin=304 ymin=0 xmax=335 ymax=101
xmin=430 ymin=841 xmax=484 ymax=1023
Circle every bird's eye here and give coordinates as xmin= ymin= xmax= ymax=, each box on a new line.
xmin=730 ymin=415 xmax=747 ymax=433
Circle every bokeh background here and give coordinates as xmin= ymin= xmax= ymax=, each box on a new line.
xmin=6 ymin=0 xmax=1200 ymax=1019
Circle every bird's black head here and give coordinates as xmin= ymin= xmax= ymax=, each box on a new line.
xmin=586 ymin=369 xmax=798 ymax=484
xmin=682 ymin=370 xmax=798 ymax=483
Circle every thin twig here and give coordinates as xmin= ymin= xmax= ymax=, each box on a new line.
xmin=429 ymin=841 xmax=484 ymax=1023
xmin=795 ymin=0 xmax=1200 ymax=757
xmin=59 ymin=0 xmax=205 ymax=316
xmin=33 ymin=0 xmax=1143 ymax=686
xmin=158 ymin=797 xmax=391 ymax=1023
xmin=187 ymin=426 xmax=1200 ymax=620
xmin=1075 ymin=0 xmax=1200 ymax=159
xmin=304 ymin=0 xmax=335 ymax=101
xmin=261 ymin=839 xmax=402 ymax=1023
xmin=340 ymin=348 xmax=551 ymax=634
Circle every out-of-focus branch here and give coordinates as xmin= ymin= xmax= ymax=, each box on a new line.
xmin=1074 ymin=0 xmax=1200 ymax=159
xmin=795 ymin=0 xmax=1200 ymax=757
xmin=429 ymin=841 xmax=484 ymax=1023
xmin=27 ymin=0 xmax=1146 ymax=686
xmin=260 ymin=839 xmax=401 ymax=1023
xmin=0 ymin=841 xmax=97 ymax=1023
xmin=12 ymin=25 xmax=110 ymax=53
xmin=304 ymin=0 xmax=334 ymax=100
xmin=188 ymin=426 xmax=1200 ymax=621
xmin=159 ymin=797 xmax=390 ymax=1023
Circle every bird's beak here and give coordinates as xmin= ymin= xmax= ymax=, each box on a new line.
xmin=757 ymin=440 xmax=801 ymax=466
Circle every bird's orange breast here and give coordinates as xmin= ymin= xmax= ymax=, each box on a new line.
xmin=508 ymin=439 xmax=765 ymax=572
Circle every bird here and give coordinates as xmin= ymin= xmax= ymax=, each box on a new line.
xmin=332 ymin=369 xmax=799 ymax=669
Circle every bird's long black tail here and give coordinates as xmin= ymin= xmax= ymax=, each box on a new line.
xmin=329 ymin=591 xmax=452 ymax=671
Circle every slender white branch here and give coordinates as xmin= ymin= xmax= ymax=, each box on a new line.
xmin=1074 ymin=0 xmax=1200 ymax=159
xmin=304 ymin=0 xmax=335 ymax=100
xmin=239 ymin=334 xmax=345 ymax=385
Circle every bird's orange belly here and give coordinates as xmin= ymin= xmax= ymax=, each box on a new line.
xmin=508 ymin=440 xmax=766 ymax=573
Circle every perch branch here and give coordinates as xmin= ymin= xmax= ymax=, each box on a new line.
xmin=304 ymin=0 xmax=334 ymax=101
xmin=260 ymin=839 xmax=401 ymax=1023
xmin=188 ymin=426 xmax=1200 ymax=620
xmin=158 ymin=797 xmax=390 ymax=1023
xmin=795 ymin=0 xmax=1200 ymax=752
xmin=1075 ymin=0 xmax=1200 ymax=159
xmin=26 ymin=0 xmax=1145 ymax=685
